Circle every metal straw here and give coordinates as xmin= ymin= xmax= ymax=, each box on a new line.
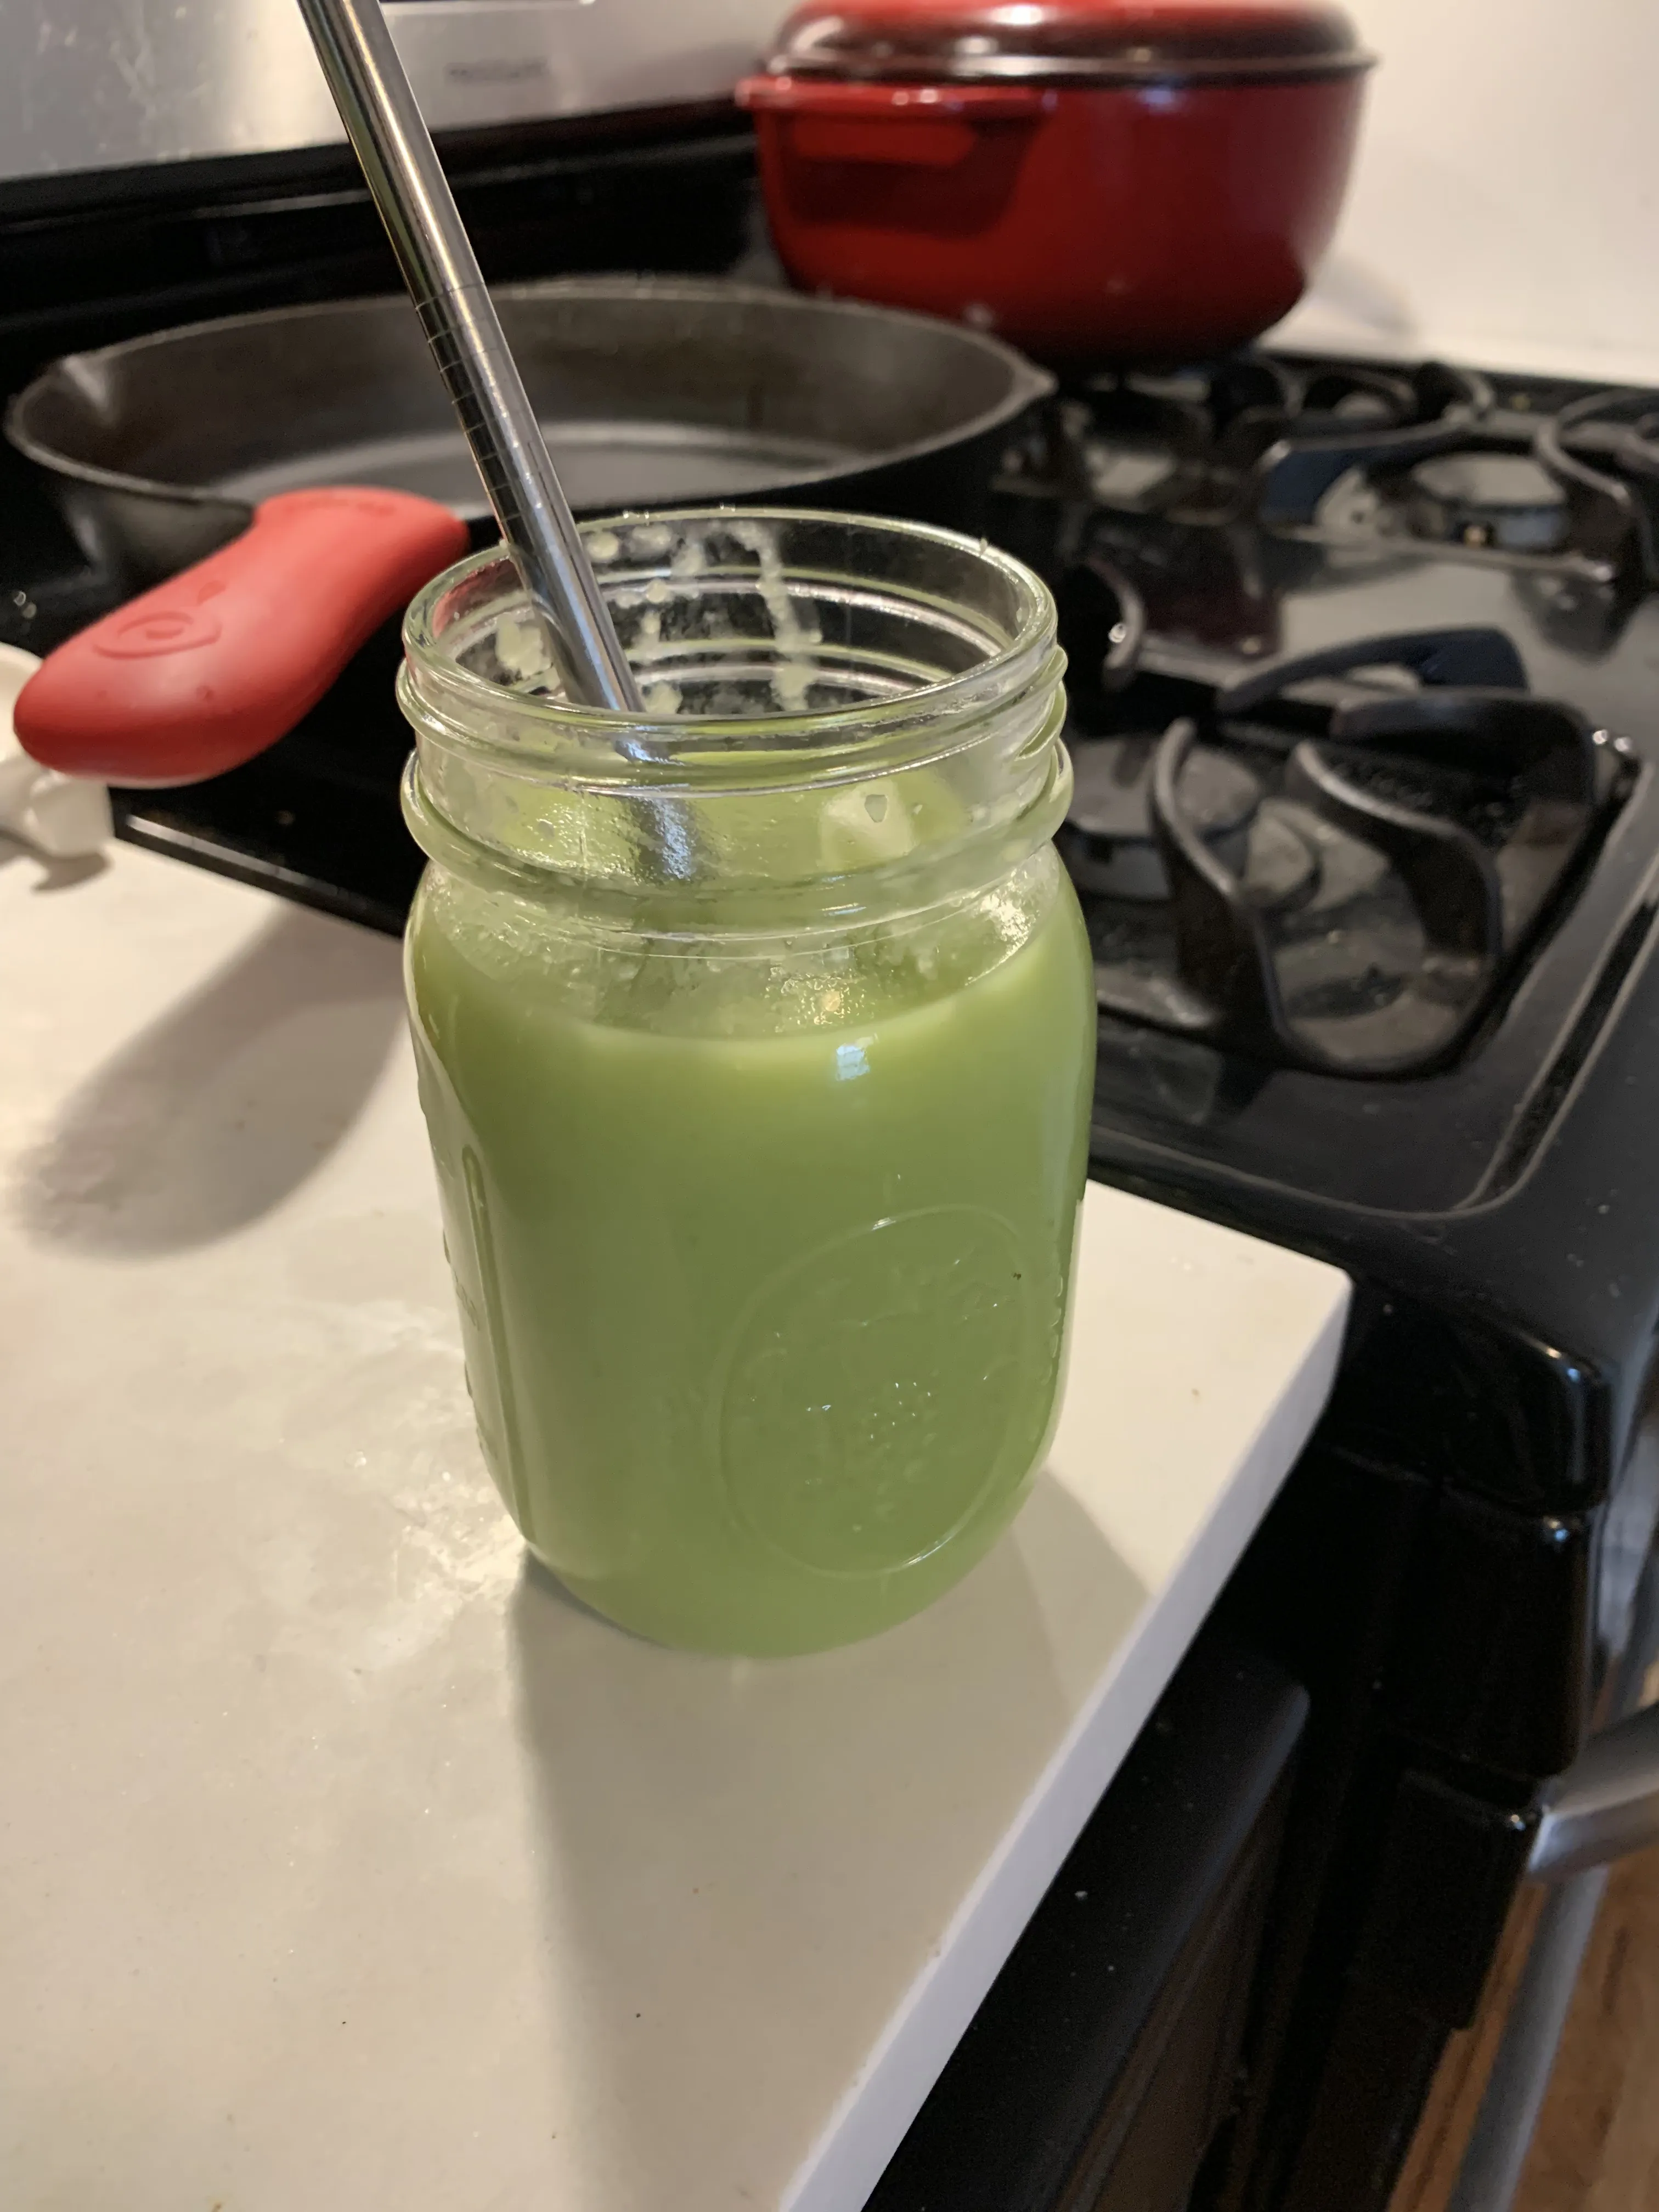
xmin=295 ymin=0 xmax=645 ymax=714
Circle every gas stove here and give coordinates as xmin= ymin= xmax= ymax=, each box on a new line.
xmin=973 ymin=362 xmax=1659 ymax=2212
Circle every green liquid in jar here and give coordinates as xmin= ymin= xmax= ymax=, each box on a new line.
xmin=405 ymin=807 xmax=1094 ymax=1656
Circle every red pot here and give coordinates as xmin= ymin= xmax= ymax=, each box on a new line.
xmin=737 ymin=0 xmax=1374 ymax=365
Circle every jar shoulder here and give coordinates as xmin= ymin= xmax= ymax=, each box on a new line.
xmin=407 ymin=845 xmax=1090 ymax=1048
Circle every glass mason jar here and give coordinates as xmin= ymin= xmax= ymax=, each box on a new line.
xmin=398 ymin=509 xmax=1094 ymax=1656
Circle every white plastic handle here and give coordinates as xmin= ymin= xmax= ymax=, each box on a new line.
xmin=0 ymin=641 xmax=114 ymax=857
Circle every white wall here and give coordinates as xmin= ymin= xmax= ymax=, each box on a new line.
xmin=1269 ymin=0 xmax=1659 ymax=383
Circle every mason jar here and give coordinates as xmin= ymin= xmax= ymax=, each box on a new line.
xmin=398 ymin=509 xmax=1094 ymax=1655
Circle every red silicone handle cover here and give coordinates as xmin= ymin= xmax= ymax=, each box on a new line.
xmin=14 ymin=487 xmax=472 ymax=786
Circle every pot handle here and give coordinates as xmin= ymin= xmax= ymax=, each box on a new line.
xmin=737 ymin=74 xmax=1049 ymax=164
xmin=13 ymin=488 xmax=471 ymax=787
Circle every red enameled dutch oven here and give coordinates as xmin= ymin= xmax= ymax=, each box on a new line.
xmin=737 ymin=0 xmax=1375 ymax=365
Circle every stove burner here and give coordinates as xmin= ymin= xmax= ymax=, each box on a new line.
xmin=1249 ymin=361 xmax=1497 ymax=527
xmin=1049 ymin=356 xmax=1495 ymax=529
xmin=1404 ymin=452 xmax=1571 ymax=554
xmin=1070 ymin=627 xmax=1626 ymax=1076
xmin=1536 ymin=389 xmax=1659 ymax=583
xmin=1064 ymin=736 xmax=1260 ymax=901
xmin=1000 ymin=358 xmax=1659 ymax=596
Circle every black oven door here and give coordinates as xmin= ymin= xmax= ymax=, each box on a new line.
xmin=865 ymin=1630 xmax=1308 ymax=2212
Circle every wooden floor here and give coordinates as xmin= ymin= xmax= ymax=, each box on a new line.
xmin=1389 ymin=1845 xmax=1659 ymax=2212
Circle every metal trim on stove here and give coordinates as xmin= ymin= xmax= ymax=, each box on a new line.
xmin=1530 ymin=1696 xmax=1659 ymax=1883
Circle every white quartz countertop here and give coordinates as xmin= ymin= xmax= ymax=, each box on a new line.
xmin=0 ymin=838 xmax=1349 ymax=2212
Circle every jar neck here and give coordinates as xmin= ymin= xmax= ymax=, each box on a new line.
xmin=396 ymin=512 xmax=1070 ymax=930
xmin=401 ymin=680 xmax=1071 ymax=932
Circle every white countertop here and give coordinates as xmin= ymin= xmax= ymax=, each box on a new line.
xmin=0 ymin=837 xmax=1348 ymax=2212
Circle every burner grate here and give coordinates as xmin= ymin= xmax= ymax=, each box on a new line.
xmin=997 ymin=356 xmax=1659 ymax=599
xmin=1004 ymin=356 xmax=1496 ymax=528
xmin=1064 ymin=628 xmax=1632 ymax=1076
xmin=1536 ymin=389 xmax=1659 ymax=584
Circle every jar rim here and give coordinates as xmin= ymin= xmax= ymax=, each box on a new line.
xmin=400 ymin=506 xmax=1058 ymax=763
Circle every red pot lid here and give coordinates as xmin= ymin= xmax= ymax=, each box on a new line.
xmin=761 ymin=0 xmax=1373 ymax=86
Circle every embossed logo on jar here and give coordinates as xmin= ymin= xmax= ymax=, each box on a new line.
xmin=719 ymin=1207 xmax=1034 ymax=1577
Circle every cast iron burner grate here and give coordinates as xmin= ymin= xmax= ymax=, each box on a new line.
xmin=1534 ymin=389 xmax=1659 ymax=584
xmin=1058 ymin=627 xmax=1635 ymax=1076
xmin=1003 ymin=357 xmax=1493 ymax=528
xmin=1001 ymin=358 xmax=1659 ymax=595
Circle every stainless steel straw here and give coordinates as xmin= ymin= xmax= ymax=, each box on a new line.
xmin=295 ymin=0 xmax=646 ymax=714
